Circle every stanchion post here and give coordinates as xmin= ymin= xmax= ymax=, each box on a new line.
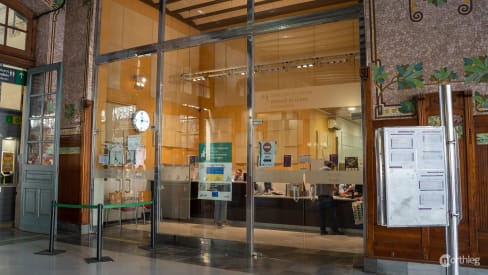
xmin=85 ymin=203 xmax=113 ymax=263
xmin=151 ymin=180 xmax=156 ymax=249
xmin=97 ymin=203 xmax=103 ymax=261
xmin=48 ymin=200 xmax=56 ymax=253
xmin=34 ymin=200 xmax=65 ymax=255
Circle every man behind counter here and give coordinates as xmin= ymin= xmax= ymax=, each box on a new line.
xmin=316 ymin=160 xmax=344 ymax=235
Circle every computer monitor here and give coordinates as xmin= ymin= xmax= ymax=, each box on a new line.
xmin=354 ymin=184 xmax=363 ymax=195
xmin=264 ymin=182 xmax=272 ymax=192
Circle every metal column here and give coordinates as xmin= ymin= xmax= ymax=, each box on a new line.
xmin=439 ymin=84 xmax=460 ymax=275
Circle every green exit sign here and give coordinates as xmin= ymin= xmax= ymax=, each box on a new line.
xmin=6 ymin=115 xmax=21 ymax=125
xmin=0 ymin=67 xmax=27 ymax=86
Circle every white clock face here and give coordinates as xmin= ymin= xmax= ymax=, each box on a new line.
xmin=132 ymin=110 xmax=150 ymax=132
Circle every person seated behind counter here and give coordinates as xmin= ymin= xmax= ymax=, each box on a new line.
xmin=233 ymin=168 xmax=244 ymax=181
xmin=317 ymin=161 xmax=343 ymax=235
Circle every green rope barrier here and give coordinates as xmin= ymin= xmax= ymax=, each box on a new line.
xmin=103 ymin=201 xmax=153 ymax=209
xmin=55 ymin=203 xmax=98 ymax=209
xmin=54 ymin=201 xmax=153 ymax=209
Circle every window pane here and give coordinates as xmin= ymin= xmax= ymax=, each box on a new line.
xmin=42 ymin=143 xmax=54 ymax=165
xmin=29 ymin=95 xmax=43 ymax=117
xmin=31 ymin=73 xmax=46 ymax=95
xmin=43 ymin=95 xmax=56 ymax=116
xmin=6 ymin=27 xmax=26 ymax=50
xmin=0 ymin=26 xmax=4 ymax=45
xmin=27 ymin=143 xmax=40 ymax=165
xmin=42 ymin=118 xmax=55 ymax=141
xmin=28 ymin=119 xmax=41 ymax=141
xmin=0 ymin=4 xmax=6 ymax=24
xmin=8 ymin=8 xmax=27 ymax=31
xmin=99 ymin=0 xmax=158 ymax=54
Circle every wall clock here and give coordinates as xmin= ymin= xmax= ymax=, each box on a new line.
xmin=132 ymin=110 xmax=150 ymax=132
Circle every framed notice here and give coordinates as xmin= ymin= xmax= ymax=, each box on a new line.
xmin=198 ymin=143 xmax=232 ymax=201
xmin=1 ymin=152 xmax=14 ymax=173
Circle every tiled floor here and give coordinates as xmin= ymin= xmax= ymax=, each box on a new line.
xmin=0 ymin=222 xmax=369 ymax=274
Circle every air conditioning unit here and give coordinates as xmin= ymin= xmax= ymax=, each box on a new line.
xmin=328 ymin=118 xmax=340 ymax=130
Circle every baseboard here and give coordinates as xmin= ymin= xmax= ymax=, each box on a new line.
xmin=58 ymin=222 xmax=91 ymax=235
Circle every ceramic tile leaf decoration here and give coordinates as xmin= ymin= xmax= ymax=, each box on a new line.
xmin=49 ymin=0 xmax=64 ymax=8
xmin=425 ymin=0 xmax=447 ymax=7
xmin=397 ymin=63 xmax=424 ymax=90
xmin=373 ymin=63 xmax=396 ymax=94
xmin=373 ymin=64 xmax=388 ymax=86
xmin=429 ymin=67 xmax=459 ymax=84
xmin=464 ymin=56 xmax=488 ymax=84
xmin=476 ymin=133 xmax=488 ymax=145
xmin=398 ymin=98 xmax=417 ymax=114
xmin=474 ymin=91 xmax=488 ymax=111
xmin=428 ymin=114 xmax=464 ymax=139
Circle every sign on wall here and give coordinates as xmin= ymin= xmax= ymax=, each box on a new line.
xmin=198 ymin=142 xmax=232 ymax=201
xmin=1 ymin=152 xmax=14 ymax=173
xmin=258 ymin=141 xmax=277 ymax=167
xmin=0 ymin=67 xmax=27 ymax=86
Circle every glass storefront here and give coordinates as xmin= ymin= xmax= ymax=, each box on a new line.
xmin=94 ymin=0 xmax=363 ymax=253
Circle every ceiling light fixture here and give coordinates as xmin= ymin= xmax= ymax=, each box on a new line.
xmin=134 ymin=57 xmax=146 ymax=89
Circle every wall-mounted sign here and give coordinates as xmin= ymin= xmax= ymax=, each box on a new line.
xmin=6 ymin=115 xmax=21 ymax=125
xmin=0 ymin=67 xmax=27 ymax=86
xmin=258 ymin=141 xmax=277 ymax=167
xmin=198 ymin=142 xmax=232 ymax=201
xmin=1 ymin=152 xmax=14 ymax=173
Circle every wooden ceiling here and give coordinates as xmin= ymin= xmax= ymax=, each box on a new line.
xmin=141 ymin=0 xmax=355 ymax=31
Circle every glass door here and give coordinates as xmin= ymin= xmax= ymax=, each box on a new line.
xmin=253 ymin=20 xmax=363 ymax=252
xmin=159 ymin=38 xmax=247 ymax=243
xmin=20 ymin=63 xmax=62 ymax=233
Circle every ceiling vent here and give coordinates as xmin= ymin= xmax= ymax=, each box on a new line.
xmin=328 ymin=118 xmax=340 ymax=130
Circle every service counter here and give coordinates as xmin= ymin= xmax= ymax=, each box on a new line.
xmin=190 ymin=181 xmax=361 ymax=229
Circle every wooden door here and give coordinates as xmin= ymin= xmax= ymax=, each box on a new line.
xmin=417 ymin=90 xmax=476 ymax=261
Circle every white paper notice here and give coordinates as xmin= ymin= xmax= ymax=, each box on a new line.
xmin=419 ymin=191 xmax=445 ymax=209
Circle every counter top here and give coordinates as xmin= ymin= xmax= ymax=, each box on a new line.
xmin=254 ymin=193 xmax=361 ymax=202
xmin=0 ymin=184 xmax=17 ymax=188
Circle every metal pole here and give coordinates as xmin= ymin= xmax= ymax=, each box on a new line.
xmin=151 ymin=180 xmax=156 ymax=249
xmin=97 ymin=203 xmax=103 ymax=261
xmin=246 ymin=0 xmax=256 ymax=257
xmin=48 ymin=200 xmax=56 ymax=254
xmin=439 ymin=84 xmax=460 ymax=275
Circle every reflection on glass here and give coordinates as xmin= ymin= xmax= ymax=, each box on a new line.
xmin=42 ymin=118 xmax=55 ymax=141
xmin=29 ymin=95 xmax=42 ymax=117
xmin=43 ymin=96 xmax=56 ymax=116
xmin=99 ymin=0 xmax=158 ymax=54
xmin=31 ymin=73 xmax=46 ymax=95
xmin=7 ymin=9 xmax=27 ymax=31
xmin=6 ymin=27 xmax=26 ymax=50
xmin=27 ymin=143 xmax=40 ymax=165
xmin=28 ymin=119 xmax=41 ymax=141
xmin=42 ymin=143 xmax=54 ymax=165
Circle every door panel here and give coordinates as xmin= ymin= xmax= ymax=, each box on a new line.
xmin=19 ymin=63 xmax=62 ymax=233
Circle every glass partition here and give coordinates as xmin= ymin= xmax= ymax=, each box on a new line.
xmin=94 ymin=55 xmax=156 ymax=227
xmin=99 ymin=0 xmax=159 ymax=54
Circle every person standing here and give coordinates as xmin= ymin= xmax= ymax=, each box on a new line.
xmin=214 ymin=168 xmax=243 ymax=227
xmin=317 ymin=161 xmax=343 ymax=235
